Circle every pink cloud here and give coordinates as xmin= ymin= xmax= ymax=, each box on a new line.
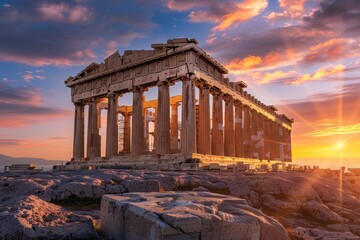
xmin=0 ymin=48 xmax=96 ymax=66
xmin=38 ymin=3 xmax=91 ymax=23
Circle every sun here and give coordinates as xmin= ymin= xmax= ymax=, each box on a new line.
xmin=335 ymin=142 xmax=345 ymax=149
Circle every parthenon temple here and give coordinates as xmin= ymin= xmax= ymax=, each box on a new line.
xmin=65 ymin=38 xmax=294 ymax=170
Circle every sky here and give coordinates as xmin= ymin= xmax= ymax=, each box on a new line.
xmin=0 ymin=0 xmax=359 ymax=168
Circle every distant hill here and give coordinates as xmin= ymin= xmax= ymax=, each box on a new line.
xmin=0 ymin=154 xmax=68 ymax=166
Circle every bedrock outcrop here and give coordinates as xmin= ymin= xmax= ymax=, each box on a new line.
xmin=1 ymin=170 xmax=360 ymax=239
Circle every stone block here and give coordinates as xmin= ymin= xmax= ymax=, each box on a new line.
xmin=100 ymin=192 xmax=289 ymax=240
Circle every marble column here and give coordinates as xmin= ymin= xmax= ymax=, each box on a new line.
xmin=211 ymin=90 xmax=224 ymax=156
xmin=234 ymin=101 xmax=244 ymax=158
xmin=198 ymin=84 xmax=211 ymax=155
xmin=123 ymin=112 xmax=131 ymax=153
xmin=156 ymin=81 xmax=170 ymax=155
xmin=131 ymin=87 xmax=145 ymax=156
xmin=224 ymin=96 xmax=235 ymax=157
xmin=264 ymin=118 xmax=270 ymax=160
xmin=279 ymin=125 xmax=285 ymax=161
xmin=274 ymin=122 xmax=280 ymax=160
xmin=106 ymin=93 xmax=119 ymax=157
xmin=257 ymin=113 xmax=264 ymax=160
xmin=73 ymin=103 xmax=84 ymax=159
xmin=270 ymin=121 xmax=277 ymax=160
xmin=251 ymin=109 xmax=258 ymax=159
xmin=87 ymin=99 xmax=101 ymax=158
xmin=243 ymin=105 xmax=251 ymax=158
xmin=152 ymin=107 xmax=158 ymax=152
xmin=170 ymin=103 xmax=179 ymax=152
xmin=287 ymin=129 xmax=292 ymax=162
xmin=181 ymin=77 xmax=196 ymax=154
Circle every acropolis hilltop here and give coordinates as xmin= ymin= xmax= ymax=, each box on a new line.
xmin=64 ymin=38 xmax=294 ymax=170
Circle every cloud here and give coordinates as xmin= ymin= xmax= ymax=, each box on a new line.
xmin=225 ymin=49 xmax=295 ymax=72
xmin=0 ymin=139 xmax=22 ymax=146
xmin=306 ymin=123 xmax=360 ymax=137
xmin=258 ymin=70 xmax=297 ymax=84
xmin=163 ymin=0 xmax=268 ymax=31
xmin=212 ymin=0 xmax=268 ymax=31
xmin=277 ymin=82 xmax=360 ymax=124
xmin=291 ymin=64 xmax=345 ymax=85
xmin=0 ymin=83 xmax=71 ymax=127
xmin=22 ymin=71 xmax=45 ymax=82
xmin=303 ymin=0 xmax=360 ymax=37
xmin=300 ymin=38 xmax=358 ymax=64
xmin=0 ymin=0 xmax=154 ymax=66
xmin=38 ymin=3 xmax=91 ymax=23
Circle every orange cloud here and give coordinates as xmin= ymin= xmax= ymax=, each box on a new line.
xmin=266 ymin=0 xmax=305 ymax=20
xmin=259 ymin=70 xmax=297 ymax=84
xmin=291 ymin=64 xmax=345 ymax=85
xmin=213 ymin=0 xmax=268 ymax=31
xmin=302 ymin=38 xmax=350 ymax=64
xmin=279 ymin=0 xmax=305 ymax=13
xmin=306 ymin=123 xmax=360 ymax=137
xmin=226 ymin=49 xmax=295 ymax=72
xmin=227 ymin=55 xmax=262 ymax=71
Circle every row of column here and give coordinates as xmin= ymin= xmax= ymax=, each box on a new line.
xmin=72 ymin=77 xmax=292 ymax=161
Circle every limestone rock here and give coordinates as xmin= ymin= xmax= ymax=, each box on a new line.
xmin=261 ymin=194 xmax=298 ymax=211
xmin=301 ymin=201 xmax=348 ymax=223
xmin=100 ymin=191 xmax=289 ymax=240
xmin=123 ymin=179 xmax=161 ymax=192
xmin=0 ymin=195 xmax=99 ymax=240
xmin=288 ymin=227 xmax=360 ymax=240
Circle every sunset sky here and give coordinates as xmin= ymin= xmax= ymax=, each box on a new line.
xmin=0 ymin=0 xmax=359 ymax=168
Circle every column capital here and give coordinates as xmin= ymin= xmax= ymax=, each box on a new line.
xmin=210 ymin=88 xmax=222 ymax=97
xmin=234 ymin=100 xmax=243 ymax=107
xmin=222 ymin=94 xmax=234 ymax=103
xmin=131 ymin=86 xmax=148 ymax=93
xmin=157 ymin=80 xmax=170 ymax=87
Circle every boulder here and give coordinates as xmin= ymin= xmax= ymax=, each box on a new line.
xmin=0 ymin=195 xmax=100 ymax=240
xmin=100 ymin=191 xmax=289 ymax=240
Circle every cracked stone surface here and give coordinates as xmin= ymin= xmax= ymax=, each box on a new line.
xmin=100 ymin=191 xmax=289 ymax=240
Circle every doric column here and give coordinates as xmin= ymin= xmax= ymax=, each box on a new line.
xmin=106 ymin=93 xmax=119 ymax=157
xmin=153 ymin=107 xmax=158 ymax=152
xmin=131 ymin=87 xmax=145 ymax=156
xmin=270 ymin=121 xmax=277 ymax=160
xmin=156 ymin=81 xmax=170 ymax=155
xmin=87 ymin=99 xmax=101 ymax=158
xmin=274 ymin=122 xmax=280 ymax=160
xmin=181 ymin=77 xmax=196 ymax=154
xmin=234 ymin=101 xmax=244 ymax=158
xmin=224 ymin=95 xmax=235 ymax=157
xmin=279 ymin=125 xmax=285 ymax=161
xmin=251 ymin=109 xmax=258 ymax=159
xmin=198 ymin=83 xmax=211 ymax=155
xmin=264 ymin=118 xmax=270 ymax=160
xmin=257 ymin=113 xmax=264 ymax=160
xmin=123 ymin=112 xmax=131 ymax=153
xmin=170 ymin=103 xmax=179 ymax=152
xmin=211 ymin=90 xmax=224 ymax=156
xmin=287 ymin=129 xmax=292 ymax=162
xmin=243 ymin=105 xmax=251 ymax=158
xmin=73 ymin=103 xmax=84 ymax=159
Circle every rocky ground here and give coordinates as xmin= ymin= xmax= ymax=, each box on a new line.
xmin=1 ymin=169 xmax=360 ymax=239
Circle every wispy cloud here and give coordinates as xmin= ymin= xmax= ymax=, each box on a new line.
xmin=306 ymin=124 xmax=360 ymax=137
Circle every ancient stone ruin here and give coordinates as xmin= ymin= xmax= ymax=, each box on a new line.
xmin=65 ymin=38 xmax=293 ymax=170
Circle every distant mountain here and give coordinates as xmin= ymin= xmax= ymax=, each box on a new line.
xmin=0 ymin=154 xmax=68 ymax=166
